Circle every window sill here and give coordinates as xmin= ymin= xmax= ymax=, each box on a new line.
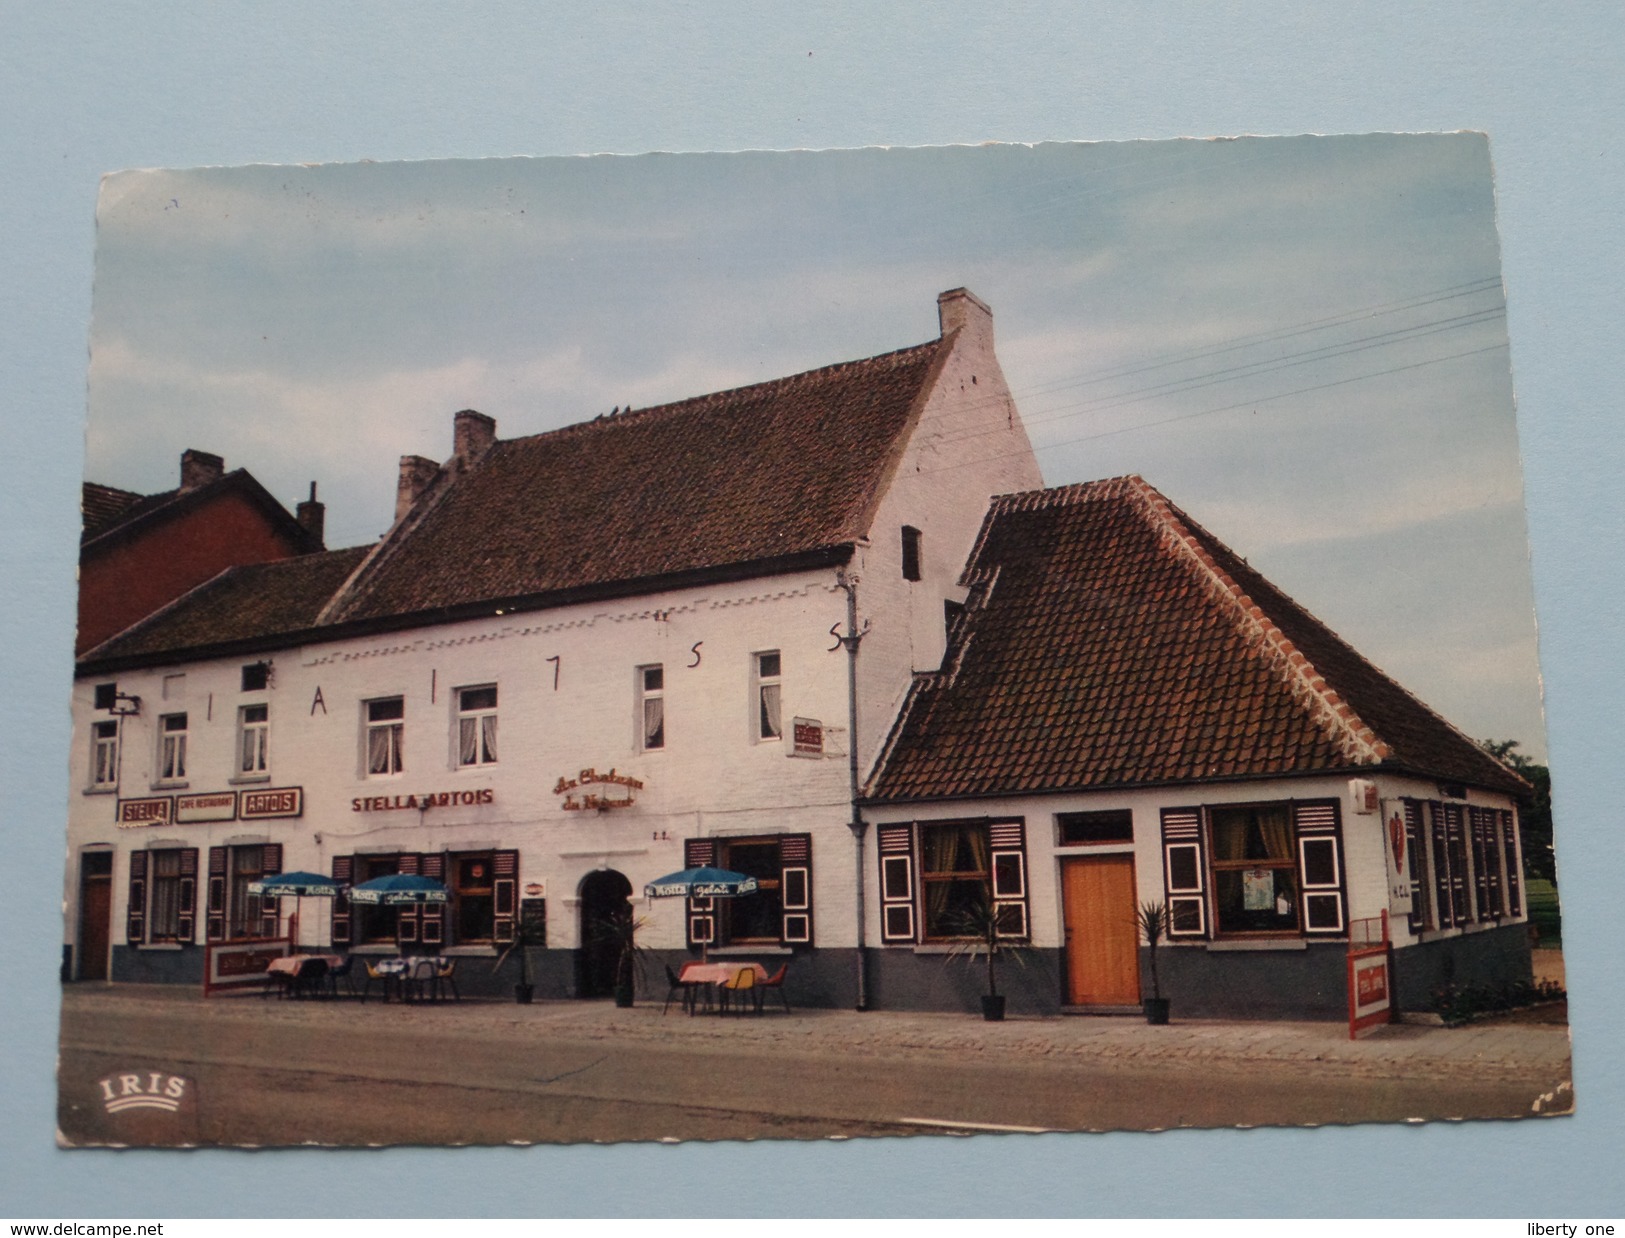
xmin=442 ymin=944 xmax=499 ymax=957
xmin=1206 ymin=938 xmax=1310 ymax=952
xmin=709 ymin=945 xmax=791 ymax=957
xmin=83 ymin=786 xmax=118 ymax=796
xmin=150 ymin=781 xmax=189 ymax=791
xmin=229 ymin=773 xmax=271 ymax=786
xmin=138 ymin=942 xmax=185 ymax=951
xmin=349 ymin=944 xmax=401 ymax=955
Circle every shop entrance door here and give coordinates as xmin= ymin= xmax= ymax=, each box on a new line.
xmin=576 ymin=869 xmax=631 ymax=998
xmin=78 ymin=852 xmax=113 ymax=981
xmin=1061 ymin=855 xmax=1140 ymax=1007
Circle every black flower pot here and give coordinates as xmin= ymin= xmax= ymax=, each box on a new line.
xmin=515 ymin=983 xmax=535 ymax=1005
xmin=614 ymin=984 xmax=635 ymax=1008
xmin=1143 ymin=997 xmax=1170 ymax=1025
xmin=981 ymin=994 xmax=1006 ymax=1022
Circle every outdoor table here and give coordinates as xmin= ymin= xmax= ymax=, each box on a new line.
xmin=264 ymin=953 xmax=343 ymax=999
xmin=376 ymin=956 xmax=445 ymax=1002
xmin=677 ymin=962 xmax=770 ymax=1014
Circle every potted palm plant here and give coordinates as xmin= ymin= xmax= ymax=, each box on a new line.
xmin=1136 ymin=900 xmax=1171 ymax=1025
xmin=592 ymin=911 xmax=651 ymax=1007
xmin=493 ymin=917 xmax=547 ymax=1004
xmin=945 ymin=891 xmax=1028 ymax=1021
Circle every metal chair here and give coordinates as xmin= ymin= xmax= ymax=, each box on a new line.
xmin=758 ymin=961 xmax=791 ymax=1013
xmin=434 ymin=958 xmax=460 ymax=1002
xmin=359 ymin=959 xmax=394 ymax=1003
xmin=662 ymin=963 xmax=701 ymax=1015
xmin=292 ymin=956 xmax=328 ymax=999
xmin=325 ymin=955 xmax=355 ymax=998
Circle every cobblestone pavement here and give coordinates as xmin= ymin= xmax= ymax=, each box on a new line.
xmin=59 ymin=983 xmax=1573 ymax=1083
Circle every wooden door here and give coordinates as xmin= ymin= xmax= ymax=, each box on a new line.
xmin=79 ymin=872 xmax=112 ymax=981
xmin=1061 ymin=855 xmax=1140 ymax=1006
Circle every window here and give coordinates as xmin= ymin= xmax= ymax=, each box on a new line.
xmin=148 ymin=849 xmax=183 ymax=940
xmin=901 ymin=525 xmax=922 ymax=581
xmin=1408 ymin=798 xmax=1521 ymax=931
xmin=366 ymin=697 xmax=405 ymax=776
xmin=1209 ymin=804 xmax=1299 ymax=934
xmin=638 ymin=665 xmax=664 ymax=751
xmin=1058 ymin=809 xmax=1133 ymax=846
xmin=237 ymin=704 xmax=269 ymax=776
xmin=90 ymin=720 xmax=119 ymax=788
xmin=1159 ymin=800 xmax=1347 ymax=940
xmin=876 ymin=820 xmax=1029 ymax=944
xmin=682 ymin=835 xmax=812 ymax=947
xmin=754 ymin=652 xmax=781 ymax=741
xmin=227 ymin=846 xmax=268 ymax=940
xmin=241 ymin=662 xmax=270 ymax=692
xmin=125 ymin=848 xmax=197 ymax=945
xmin=450 ymin=852 xmax=496 ymax=942
xmin=157 ymin=713 xmax=188 ymax=782
xmin=353 ymin=854 xmax=401 ymax=944
xmin=456 ymin=685 xmax=498 ymax=767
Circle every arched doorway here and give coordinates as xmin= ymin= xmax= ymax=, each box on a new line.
xmin=577 ymin=869 xmax=632 ymax=998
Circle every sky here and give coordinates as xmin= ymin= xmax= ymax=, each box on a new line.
xmin=85 ymin=134 xmax=1545 ymax=758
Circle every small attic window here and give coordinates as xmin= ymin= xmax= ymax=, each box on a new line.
xmin=241 ymin=662 xmax=271 ymax=692
xmin=901 ymin=526 xmax=922 ymax=582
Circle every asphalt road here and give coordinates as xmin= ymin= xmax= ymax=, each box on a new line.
xmin=56 ymin=994 xmax=1572 ymax=1147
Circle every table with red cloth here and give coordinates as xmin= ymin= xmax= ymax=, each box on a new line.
xmin=676 ymin=961 xmax=770 ymax=1013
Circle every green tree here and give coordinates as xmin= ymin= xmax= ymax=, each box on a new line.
xmin=1481 ymin=738 xmax=1555 ymax=883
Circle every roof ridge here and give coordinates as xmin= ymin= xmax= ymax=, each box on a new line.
xmin=1122 ymin=477 xmax=1392 ymax=765
xmin=498 ymin=336 xmax=945 ymax=448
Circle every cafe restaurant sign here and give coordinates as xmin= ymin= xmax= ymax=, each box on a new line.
xmin=176 ymin=791 xmax=237 ymax=824
xmin=554 ymin=767 xmax=641 ymax=811
xmin=351 ymin=788 xmax=495 ymax=813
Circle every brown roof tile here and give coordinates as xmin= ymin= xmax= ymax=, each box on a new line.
xmin=866 ymin=476 xmax=1525 ymax=802
xmin=82 ymin=546 xmax=371 ymax=663
xmin=329 ymin=339 xmax=948 ymax=622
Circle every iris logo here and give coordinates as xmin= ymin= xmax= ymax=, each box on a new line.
xmin=98 ymin=1071 xmax=189 ymax=1113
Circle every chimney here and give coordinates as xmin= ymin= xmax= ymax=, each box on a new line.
xmin=453 ymin=409 xmax=496 ymax=465
xmin=179 ymin=449 xmax=225 ymax=492
xmin=395 ymin=455 xmax=440 ymax=524
xmin=937 ymin=287 xmax=993 ymax=344
xmin=296 ymin=481 xmax=326 ymax=548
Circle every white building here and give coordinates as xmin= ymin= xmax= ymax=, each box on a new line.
xmin=64 ymin=289 xmax=1042 ymax=1003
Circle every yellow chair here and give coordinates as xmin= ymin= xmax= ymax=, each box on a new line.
xmin=720 ymin=967 xmax=759 ymax=1015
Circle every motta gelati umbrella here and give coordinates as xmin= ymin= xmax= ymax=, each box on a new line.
xmin=247 ymin=871 xmax=344 ymax=948
xmin=644 ymin=866 xmax=760 ymax=961
xmin=348 ymin=873 xmax=451 ymax=905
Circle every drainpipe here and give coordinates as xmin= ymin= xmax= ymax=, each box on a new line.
xmin=834 ymin=567 xmax=870 ymax=1011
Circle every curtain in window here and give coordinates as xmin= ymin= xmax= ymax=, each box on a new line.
xmin=759 ymin=683 xmax=781 ymax=738
xmin=643 ymin=697 xmax=664 ymax=748
xmin=922 ymin=824 xmax=989 ymax=930
xmin=149 ymin=851 xmax=181 ymax=939
xmin=481 ymin=715 xmax=497 ymax=763
xmin=1257 ymin=806 xmax=1292 ymax=860
xmin=368 ymin=724 xmax=400 ymax=774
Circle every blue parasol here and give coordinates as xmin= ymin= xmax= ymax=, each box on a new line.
xmin=349 ymin=873 xmax=451 ymax=905
xmin=248 ymin=871 xmax=345 ymax=948
xmin=644 ymin=866 xmax=760 ymax=899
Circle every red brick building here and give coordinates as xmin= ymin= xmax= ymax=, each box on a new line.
xmin=78 ymin=449 xmax=325 ymax=655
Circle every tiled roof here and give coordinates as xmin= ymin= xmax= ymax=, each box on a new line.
xmin=866 ymin=476 xmax=1525 ymax=802
xmin=81 ymin=482 xmax=152 ymax=542
xmin=328 ymin=339 xmax=949 ymax=622
xmin=81 ymin=546 xmax=371 ymax=664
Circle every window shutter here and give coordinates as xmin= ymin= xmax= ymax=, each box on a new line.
xmin=1442 ymin=803 xmax=1470 ymax=925
xmin=779 ymin=833 xmax=812 ymax=945
xmin=1160 ymin=808 xmax=1206 ymax=938
xmin=1502 ymin=810 xmax=1523 ymax=917
xmin=1471 ymin=807 xmax=1503 ymax=919
xmin=988 ymin=820 xmax=1029 ymax=940
xmin=420 ymin=852 xmax=446 ymax=946
xmin=1427 ymin=802 xmax=1454 ymax=929
xmin=1293 ymin=800 xmax=1345 ymax=934
xmin=258 ymin=843 xmax=283 ymax=938
xmin=395 ymin=853 xmax=422 ymax=945
xmin=492 ymin=849 xmax=519 ymax=945
xmin=877 ymin=824 xmax=916 ymax=943
xmin=126 ymin=851 xmax=147 ymax=945
xmin=331 ymin=856 xmax=354 ymax=946
xmin=1402 ymin=799 xmax=1428 ymax=933
xmin=205 ymin=846 xmax=227 ymax=942
xmin=176 ymin=848 xmax=199 ymax=943
xmin=684 ymin=838 xmax=716 ymax=948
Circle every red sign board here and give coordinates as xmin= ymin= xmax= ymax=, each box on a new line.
xmin=240 ymin=787 xmax=303 ymax=819
xmin=791 ymin=717 xmax=824 ymax=758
